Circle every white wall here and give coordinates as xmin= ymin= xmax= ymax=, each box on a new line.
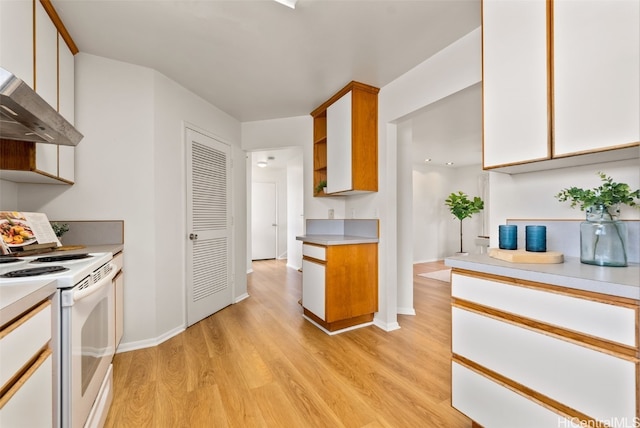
xmin=348 ymin=27 xmax=483 ymax=331
xmin=0 ymin=180 xmax=18 ymax=209
xmin=489 ymin=159 xmax=640 ymax=248
xmin=15 ymin=53 xmax=244 ymax=349
xmin=286 ymin=150 xmax=304 ymax=270
xmin=412 ymin=164 xmax=486 ymax=262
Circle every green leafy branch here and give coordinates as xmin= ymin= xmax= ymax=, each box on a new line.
xmin=555 ymin=172 xmax=640 ymax=211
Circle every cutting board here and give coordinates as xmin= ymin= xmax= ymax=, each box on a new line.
xmin=489 ymin=248 xmax=564 ymax=264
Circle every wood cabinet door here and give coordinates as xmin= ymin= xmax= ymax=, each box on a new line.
xmin=553 ymin=0 xmax=640 ymax=156
xmin=482 ymin=0 xmax=550 ymax=168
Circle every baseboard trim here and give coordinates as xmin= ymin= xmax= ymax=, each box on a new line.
xmin=234 ymin=293 xmax=250 ymax=303
xmin=116 ymin=325 xmax=185 ymax=353
xmin=397 ymin=307 xmax=416 ymax=316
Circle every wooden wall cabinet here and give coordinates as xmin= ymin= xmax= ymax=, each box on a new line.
xmin=0 ymin=139 xmax=74 ymax=184
xmin=0 ymin=0 xmax=77 ymax=184
xmin=450 ymin=270 xmax=639 ymax=426
xmin=302 ymin=242 xmax=378 ymax=332
xmin=482 ymin=0 xmax=639 ymax=173
xmin=310 ymin=81 xmax=378 ymax=196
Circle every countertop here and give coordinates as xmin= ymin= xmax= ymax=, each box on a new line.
xmin=0 ymin=279 xmax=58 ymax=326
xmin=296 ymin=234 xmax=379 ymax=245
xmin=0 ymin=244 xmax=124 ymax=326
xmin=445 ymin=253 xmax=640 ymax=300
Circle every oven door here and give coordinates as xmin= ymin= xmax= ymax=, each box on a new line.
xmin=60 ymin=264 xmax=117 ymax=428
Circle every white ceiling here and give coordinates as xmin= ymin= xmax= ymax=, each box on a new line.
xmin=52 ymin=0 xmax=483 ymax=167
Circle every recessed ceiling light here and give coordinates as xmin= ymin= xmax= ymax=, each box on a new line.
xmin=424 ymin=158 xmax=432 ymax=163
xmin=446 ymin=162 xmax=454 ymax=166
xmin=257 ymin=161 xmax=267 ymax=168
xmin=274 ymin=0 xmax=297 ymax=9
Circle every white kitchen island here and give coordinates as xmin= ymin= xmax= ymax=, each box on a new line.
xmin=446 ymin=253 xmax=639 ymax=428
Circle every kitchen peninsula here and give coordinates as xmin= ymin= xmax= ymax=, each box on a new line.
xmin=446 ymin=253 xmax=639 ymax=427
xmin=297 ymin=219 xmax=379 ymax=334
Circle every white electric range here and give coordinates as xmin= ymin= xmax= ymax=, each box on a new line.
xmin=0 ymin=252 xmax=116 ymax=428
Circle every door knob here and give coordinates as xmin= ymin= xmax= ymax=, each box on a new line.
xmin=189 ymin=233 xmax=198 ymax=240
xmin=272 ymin=224 xmax=277 ymax=227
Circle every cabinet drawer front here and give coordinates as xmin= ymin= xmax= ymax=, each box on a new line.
xmin=302 ymin=259 xmax=326 ymax=320
xmin=0 ymin=302 xmax=51 ymax=391
xmin=452 ymin=273 xmax=636 ymax=347
xmin=0 ymin=351 xmax=53 ymax=427
xmin=303 ymin=244 xmax=326 ymax=261
xmin=452 ymin=308 xmax=636 ymax=422
xmin=112 ymin=251 xmax=124 ymax=271
xmin=452 ymin=362 xmax=578 ymax=428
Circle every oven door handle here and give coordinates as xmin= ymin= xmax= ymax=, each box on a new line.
xmin=73 ymin=263 xmax=118 ymax=302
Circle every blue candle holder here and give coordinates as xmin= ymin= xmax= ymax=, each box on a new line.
xmin=499 ymin=225 xmax=517 ymax=250
xmin=526 ymin=225 xmax=547 ymax=252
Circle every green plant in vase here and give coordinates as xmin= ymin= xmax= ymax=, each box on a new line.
xmin=314 ymin=180 xmax=327 ymax=195
xmin=555 ymin=172 xmax=639 ymax=266
xmin=445 ymin=191 xmax=484 ymax=254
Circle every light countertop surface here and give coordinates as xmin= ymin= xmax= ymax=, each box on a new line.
xmin=445 ymin=253 xmax=639 ymax=300
xmin=0 ymin=279 xmax=57 ymax=326
xmin=296 ymin=235 xmax=379 ymax=245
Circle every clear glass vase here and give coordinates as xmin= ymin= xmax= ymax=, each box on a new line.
xmin=580 ymin=205 xmax=628 ymax=267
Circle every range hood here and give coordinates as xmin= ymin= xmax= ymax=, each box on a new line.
xmin=0 ymin=67 xmax=83 ymax=146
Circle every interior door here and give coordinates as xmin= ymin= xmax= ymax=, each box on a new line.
xmin=251 ymin=182 xmax=277 ymax=260
xmin=186 ymin=128 xmax=233 ymax=326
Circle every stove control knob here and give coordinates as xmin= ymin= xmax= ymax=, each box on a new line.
xmin=189 ymin=233 xmax=198 ymax=240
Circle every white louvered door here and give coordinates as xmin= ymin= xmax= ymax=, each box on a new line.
xmin=186 ymin=128 xmax=232 ymax=326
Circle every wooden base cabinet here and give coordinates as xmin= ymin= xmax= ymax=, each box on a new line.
xmin=302 ymin=243 xmax=378 ymax=332
xmin=451 ymin=270 xmax=639 ymax=427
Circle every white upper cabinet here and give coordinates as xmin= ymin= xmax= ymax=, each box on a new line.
xmin=0 ymin=1 xmax=77 ymax=185
xmin=482 ymin=0 xmax=549 ymax=168
xmin=482 ymin=0 xmax=640 ymax=173
xmin=0 ymin=0 xmax=33 ymax=86
xmin=326 ymin=91 xmax=353 ymax=194
xmin=58 ymin=34 xmax=75 ymax=124
xmin=553 ymin=0 xmax=640 ymax=156
xmin=35 ymin=1 xmax=58 ymax=109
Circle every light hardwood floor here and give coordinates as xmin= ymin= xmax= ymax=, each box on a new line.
xmin=104 ymin=260 xmax=472 ymax=427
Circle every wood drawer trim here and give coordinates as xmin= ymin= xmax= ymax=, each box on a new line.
xmin=452 ymin=268 xmax=640 ymax=308
xmin=452 ymin=354 xmax=605 ymax=426
xmin=302 ymin=255 xmax=326 ymax=265
xmin=0 ymin=301 xmax=50 ymax=339
xmin=0 ymin=347 xmax=52 ymax=407
xmin=452 ymin=299 xmax=639 ymax=361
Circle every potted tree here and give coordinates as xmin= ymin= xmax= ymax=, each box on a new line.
xmin=445 ymin=191 xmax=484 ymax=255
xmin=555 ymin=172 xmax=639 ymax=266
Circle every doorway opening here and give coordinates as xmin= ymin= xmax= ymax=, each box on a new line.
xmin=247 ymin=147 xmax=304 ymax=272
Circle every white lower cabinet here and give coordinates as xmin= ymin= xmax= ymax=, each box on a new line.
xmin=0 ymin=351 xmax=53 ymax=428
xmin=452 ymin=362 xmax=579 ymax=428
xmin=451 ymin=271 xmax=639 ymax=426
xmin=302 ymin=258 xmax=326 ymax=321
xmin=0 ymin=299 xmax=54 ymax=428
